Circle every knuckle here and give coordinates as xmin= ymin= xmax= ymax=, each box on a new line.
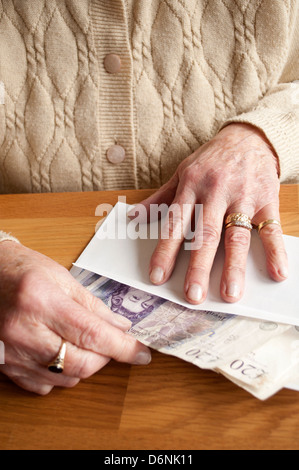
xmin=112 ymin=338 xmax=131 ymax=363
xmin=225 ymin=228 xmax=250 ymax=248
xmin=72 ymin=355 xmax=109 ymax=380
xmin=111 ymin=334 xmax=138 ymax=364
xmin=77 ymin=321 xmax=101 ymax=351
xmin=203 ymin=170 xmax=224 ymax=194
xmin=267 ymin=245 xmax=287 ymax=262
xmin=162 ymin=216 xmax=182 ymax=240
xmin=202 ymin=224 xmax=221 ymax=246
xmin=14 ymin=270 xmax=43 ymax=311
xmin=261 ymin=224 xmax=283 ymax=238
xmin=77 ymin=286 xmax=99 ymax=311
xmin=0 ymin=319 xmax=20 ymax=344
xmin=225 ymin=264 xmax=246 ymax=277
xmin=186 ymin=265 xmax=208 ymax=282
xmin=163 ymin=205 xmax=189 ymax=240
xmin=152 ymin=241 xmax=179 ymax=266
xmin=181 ymin=165 xmax=197 ymax=184
xmin=43 ymin=337 xmax=61 ymax=363
xmin=0 ymin=311 xmax=26 ymax=346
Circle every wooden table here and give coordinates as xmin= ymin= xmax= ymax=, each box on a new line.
xmin=0 ymin=185 xmax=298 ymax=451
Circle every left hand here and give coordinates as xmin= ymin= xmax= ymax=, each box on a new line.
xmin=129 ymin=123 xmax=288 ymax=304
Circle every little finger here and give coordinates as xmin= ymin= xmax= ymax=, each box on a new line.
xmin=254 ymin=206 xmax=288 ymax=281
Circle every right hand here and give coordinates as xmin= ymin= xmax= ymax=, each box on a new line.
xmin=0 ymin=241 xmax=151 ymax=395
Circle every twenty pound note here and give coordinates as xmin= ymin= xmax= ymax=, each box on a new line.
xmin=70 ymin=266 xmax=293 ymax=399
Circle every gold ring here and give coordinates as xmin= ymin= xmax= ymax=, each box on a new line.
xmin=48 ymin=340 xmax=67 ymax=374
xmin=224 ymin=213 xmax=253 ymax=231
xmin=257 ymin=219 xmax=281 ymax=235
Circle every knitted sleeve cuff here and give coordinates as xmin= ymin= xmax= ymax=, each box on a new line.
xmin=222 ymin=108 xmax=299 ymax=184
xmin=0 ymin=231 xmax=20 ymax=244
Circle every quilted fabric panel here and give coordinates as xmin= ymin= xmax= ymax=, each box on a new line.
xmin=0 ymin=0 xmax=100 ymax=193
xmin=129 ymin=0 xmax=291 ymax=187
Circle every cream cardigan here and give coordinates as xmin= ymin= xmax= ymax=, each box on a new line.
xmin=0 ymin=0 xmax=298 ymax=195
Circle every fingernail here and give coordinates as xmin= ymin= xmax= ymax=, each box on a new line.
xmin=133 ymin=351 xmax=152 ymax=365
xmin=150 ymin=266 xmax=164 ymax=284
xmin=226 ymin=282 xmax=240 ymax=298
xmin=279 ymin=266 xmax=288 ymax=279
xmin=112 ymin=314 xmax=132 ymax=330
xmin=187 ymin=283 xmax=203 ymax=302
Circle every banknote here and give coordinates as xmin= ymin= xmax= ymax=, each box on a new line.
xmin=71 ymin=266 xmax=292 ymax=399
xmin=71 ymin=267 xmax=289 ymax=356
xmin=128 ymin=302 xmax=290 ymax=369
xmin=71 ymin=267 xmax=167 ymax=326
xmin=217 ymin=327 xmax=299 ymax=400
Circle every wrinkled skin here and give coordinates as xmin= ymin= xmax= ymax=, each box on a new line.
xmin=0 ymin=243 xmax=151 ymax=395
xmin=131 ymin=123 xmax=288 ymax=304
xmin=0 ymin=123 xmax=287 ymax=395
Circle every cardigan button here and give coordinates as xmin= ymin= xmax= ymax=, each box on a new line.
xmin=107 ymin=145 xmax=126 ymax=164
xmin=104 ymin=54 xmax=122 ymax=74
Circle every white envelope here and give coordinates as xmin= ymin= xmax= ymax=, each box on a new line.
xmin=74 ymin=202 xmax=299 ymax=326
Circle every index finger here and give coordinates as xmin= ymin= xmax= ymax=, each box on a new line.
xmin=68 ymin=277 xmax=133 ymax=331
xmin=46 ymin=296 xmax=152 ymax=366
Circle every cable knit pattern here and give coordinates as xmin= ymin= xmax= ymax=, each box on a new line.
xmin=0 ymin=0 xmax=298 ymax=194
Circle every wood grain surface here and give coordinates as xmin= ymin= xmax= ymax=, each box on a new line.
xmin=0 ymin=185 xmax=298 ymax=450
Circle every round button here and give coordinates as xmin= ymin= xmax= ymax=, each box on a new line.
xmin=104 ymin=54 xmax=122 ymax=74
xmin=106 ymin=145 xmax=126 ymax=164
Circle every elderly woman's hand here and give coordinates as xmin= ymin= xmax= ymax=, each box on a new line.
xmin=0 ymin=242 xmax=151 ymax=395
xmin=132 ymin=123 xmax=288 ymax=304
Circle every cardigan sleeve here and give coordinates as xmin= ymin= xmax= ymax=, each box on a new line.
xmin=221 ymin=3 xmax=299 ymax=184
